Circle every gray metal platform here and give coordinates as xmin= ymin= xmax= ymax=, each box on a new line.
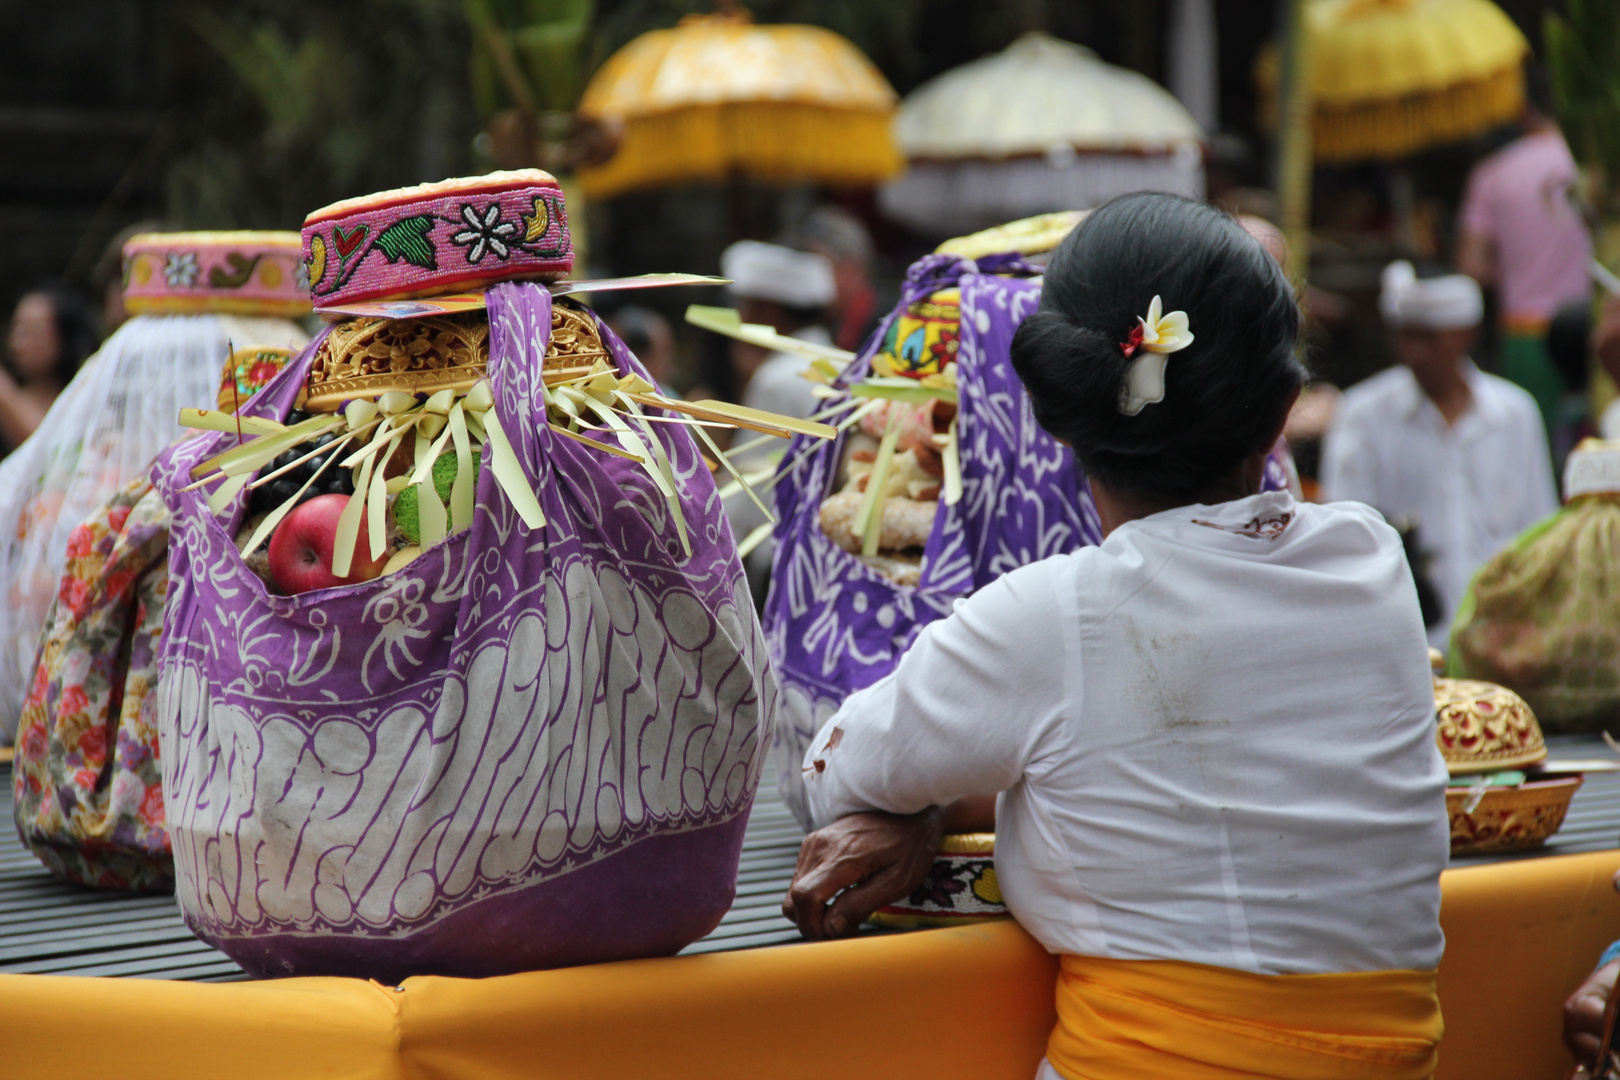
xmin=0 ymin=766 xmax=812 ymax=980
xmin=3 ymin=734 xmax=1617 ymax=980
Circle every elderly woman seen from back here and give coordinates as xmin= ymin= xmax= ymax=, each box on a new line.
xmin=784 ymin=193 xmax=1449 ymax=1080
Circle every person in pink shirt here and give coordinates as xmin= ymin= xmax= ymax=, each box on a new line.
xmin=1457 ymin=66 xmax=1593 ymax=441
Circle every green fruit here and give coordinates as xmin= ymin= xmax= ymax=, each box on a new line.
xmin=393 ymin=453 xmax=480 ymax=545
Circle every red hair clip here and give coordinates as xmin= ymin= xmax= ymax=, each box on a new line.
xmin=1119 ymin=323 xmax=1145 ymax=359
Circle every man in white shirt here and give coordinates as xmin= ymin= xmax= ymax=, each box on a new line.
xmin=1322 ymin=261 xmax=1557 ymax=649
xmin=719 ymin=239 xmax=835 ymax=424
xmin=716 ymin=240 xmax=837 ymax=599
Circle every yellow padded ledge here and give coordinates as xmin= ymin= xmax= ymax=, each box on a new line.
xmin=1436 ymin=849 xmax=1620 ymax=1080
xmin=2 ymin=920 xmax=1058 ymax=1080
xmin=4 ymin=851 xmax=1619 ymax=1080
xmin=1 ymin=975 xmax=403 ymax=1079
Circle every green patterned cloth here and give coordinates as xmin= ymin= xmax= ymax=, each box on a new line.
xmin=1449 ymin=495 xmax=1620 ymax=732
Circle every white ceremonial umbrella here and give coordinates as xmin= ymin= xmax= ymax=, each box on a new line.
xmin=879 ymin=33 xmax=1206 ymax=238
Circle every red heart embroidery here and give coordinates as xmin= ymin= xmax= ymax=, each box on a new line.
xmin=333 ymin=224 xmax=368 ymax=260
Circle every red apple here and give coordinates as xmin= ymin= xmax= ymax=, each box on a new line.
xmin=267 ymin=493 xmax=389 ymax=595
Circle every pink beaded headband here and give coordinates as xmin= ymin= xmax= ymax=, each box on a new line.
xmin=122 ymin=232 xmax=311 ymax=318
xmin=302 ymin=171 xmax=574 ymax=308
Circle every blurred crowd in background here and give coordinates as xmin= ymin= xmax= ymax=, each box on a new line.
xmin=0 ymin=0 xmax=1605 ymax=510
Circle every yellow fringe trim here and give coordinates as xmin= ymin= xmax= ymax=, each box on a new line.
xmin=579 ymin=103 xmax=903 ymax=199
xmin=123 ymin=295 xmax=313 ymax=319
xmin=1315 ymin=63 xmax=1524 ymax=163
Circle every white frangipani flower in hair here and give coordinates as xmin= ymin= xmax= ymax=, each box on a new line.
xmin=1137 ymin=295 xmax=1194 ymax=353
xmin=1119 ymin=295 xmax=1193 ymax=415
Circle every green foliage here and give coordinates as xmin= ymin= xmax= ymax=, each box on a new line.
xmin=375 ymin=216 xmax=440 ymax=269
xmin=164 ymin=0 xmax=477 ymax=229
xmin=1545 ymin=0 xmax=1620 ymax=195
xmin=466 ymin=0 xmax=595 ymax=115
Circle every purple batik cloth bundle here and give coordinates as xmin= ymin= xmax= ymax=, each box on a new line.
xmin=764 ymin=254 xmax=1290 ymax=828
xmin=151 ymin=282 xmax=774 ymax=982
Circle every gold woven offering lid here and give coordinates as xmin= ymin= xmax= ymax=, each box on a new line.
xmin=1434 ymin=677 xmax=1547 ymax=775
xmin=298 ymin=301 xmax=609 ymax=412
xmin=935 ymin=211 xmax=1086 ymax=260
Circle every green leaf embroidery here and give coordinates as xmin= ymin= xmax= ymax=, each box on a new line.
xmin=374 ymin=215 xmax=438 ymax=271
xmin=208 ymin=252 xmax=260 ymax=288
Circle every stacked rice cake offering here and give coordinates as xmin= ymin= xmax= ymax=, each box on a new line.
xmin=815 ymin=288 xmax=962 ymax=586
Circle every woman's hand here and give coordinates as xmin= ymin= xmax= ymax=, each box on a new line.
xmin=1565 ymin=959 xmax=1620 ymax=1073
xmin=782 ymin=807 xmax=946 ymax=940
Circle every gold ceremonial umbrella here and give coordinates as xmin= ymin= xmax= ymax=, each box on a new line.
xmin=1262 ymin=0 xmax=1529 ymax=163
xmin=577 ymin=11 xmax=903 ymax=199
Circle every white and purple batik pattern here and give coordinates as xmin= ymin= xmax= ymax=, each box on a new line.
xmin=763 ymin=254 xmax=1291 ymax=828
xmin=150 ymin=283 xmax=775 ymax=981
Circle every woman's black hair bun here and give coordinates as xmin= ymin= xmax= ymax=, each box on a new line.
xmin=1009 ymin=192 xmax=1305 ymax=498
xmin=1011 ymin=310 xmax=1147 ymax=456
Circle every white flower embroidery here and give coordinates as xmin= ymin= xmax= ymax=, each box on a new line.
xmin=163 ymin=251 xmax=200 ymax=288
xmin=1119 ymin=295 xmax=1194 ymax=416
xmin=450 ymin=203 xmax=519 ymax=264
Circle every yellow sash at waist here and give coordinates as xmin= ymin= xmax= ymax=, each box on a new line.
xmin=1046 ymin=954 xmax=1442 ymax=1080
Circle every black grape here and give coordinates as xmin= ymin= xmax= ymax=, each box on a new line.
xmin=263 ymin=478 xmax=299 ymax=507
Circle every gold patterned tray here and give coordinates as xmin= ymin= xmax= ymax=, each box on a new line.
xmin=1446 ymin=776 xmax=1582 ymax=855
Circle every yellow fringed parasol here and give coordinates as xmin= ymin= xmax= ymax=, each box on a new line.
xmin=1261 ymin=0 xmax=1529 ymax=163
xmin=577 ymin=12 xmax=903 ymax=199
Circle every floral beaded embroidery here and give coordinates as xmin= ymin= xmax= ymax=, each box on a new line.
xmin=304 ymin=185 xmax=572 ymax=303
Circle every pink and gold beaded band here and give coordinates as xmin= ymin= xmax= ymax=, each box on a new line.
xmin=122 ymin=231 xmax=311 ymax=318
xmin=302 ymin=171 xmax=573 ymax=307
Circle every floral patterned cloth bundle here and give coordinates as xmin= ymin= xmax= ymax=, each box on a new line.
xmin=11 ymin=339 xmax=302 ymax=893
xmin=11 ymin=479 xmax=174 ymax=892
xmin=0 ymin=237 xmax=310 ymax=743
xmin=1450 ymin=439 xmax=1620 ymax=732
